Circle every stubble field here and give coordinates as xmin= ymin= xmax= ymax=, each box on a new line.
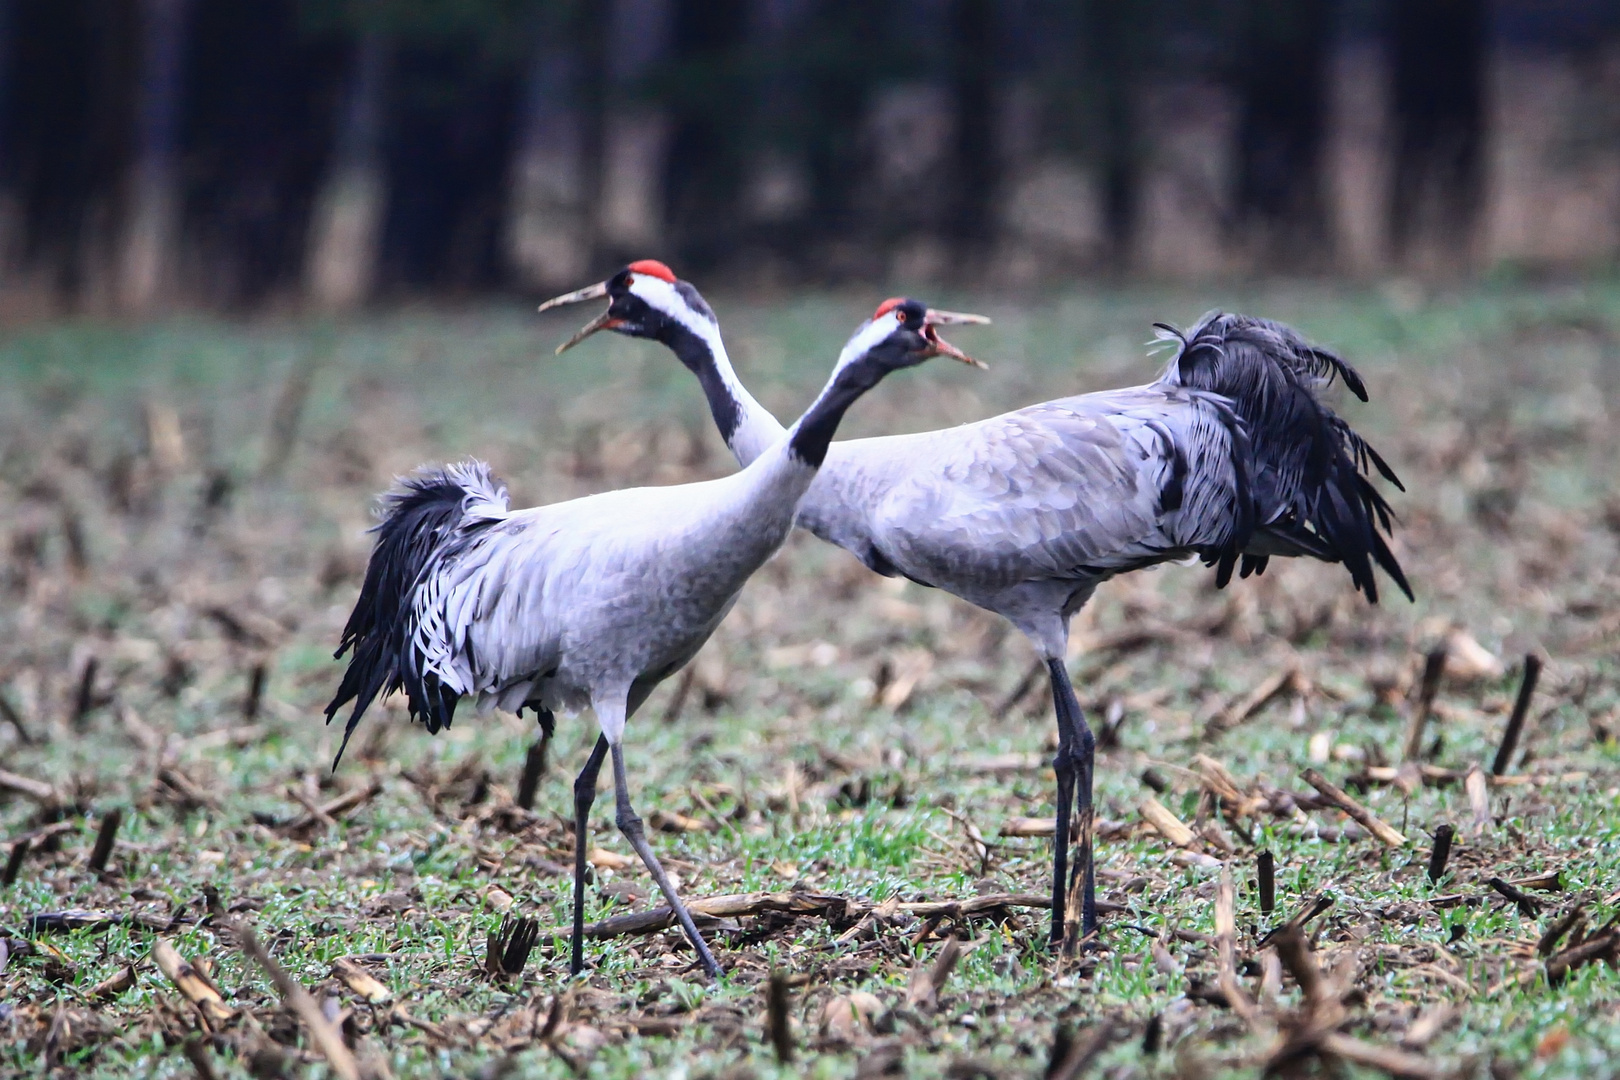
xmin=2 ymin=278 xmax=1619 ymax=1078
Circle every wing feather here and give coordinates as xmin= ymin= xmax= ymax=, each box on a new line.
xmin=865 ymin=389 xmax=1241 ymax=592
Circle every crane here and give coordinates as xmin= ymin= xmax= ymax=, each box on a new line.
xmin=540 ymin=264 xmax=1410 ymax=953
xmin=325 ymin=285 xmax=986 ymax=979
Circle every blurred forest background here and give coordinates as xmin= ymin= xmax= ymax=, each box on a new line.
xmin=0 ymin=0 xmax=1617 ymax=317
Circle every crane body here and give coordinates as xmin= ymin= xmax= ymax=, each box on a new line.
xmin=328 ymin=282 xmax=984 ymax=979
xmin=542 ymin=268 xmax=1409 ymax=954
xmin=404 ymin=458 xmax=804 ymax=736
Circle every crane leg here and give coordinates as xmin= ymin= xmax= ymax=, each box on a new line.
xmin=1047 ymin=660 xmax=1077 ymax=950
xmin=1047 ymin=659 xmax=1097 ymax=954
xmin=570 ymin=734 xmax=610 ymax=976
xmin=610 ymin=740 xmax=724 ymax=980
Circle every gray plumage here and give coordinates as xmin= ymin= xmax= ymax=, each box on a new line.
xmin=540 ymin=268 xmax=1410 ymax=956
xmin=408 ymin=459 xmax=799 ymax=727
xmin=327 ymin=296 xmax=977 ymax=980
xmin=799 ymin=384 xmax=1250 ymax=658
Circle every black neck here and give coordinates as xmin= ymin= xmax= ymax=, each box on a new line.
xmin=662 ymin=322 xmax=741 ymax=447
xmin=788 ymin=357 xmax=888 ymax=468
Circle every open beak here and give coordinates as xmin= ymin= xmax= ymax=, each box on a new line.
xmin=538 ymin=281 xmax=607 ymax=313
xmin=538 ymin=281 xmax=618 ymax=355
xmin=923 ymin=309 xmax=991 ymax=368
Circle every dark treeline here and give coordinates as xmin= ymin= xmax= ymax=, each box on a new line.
xmin=0 ymin=0 xmax=1615 ymax=312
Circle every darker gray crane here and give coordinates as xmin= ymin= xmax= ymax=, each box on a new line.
xmin=541 ymin=265 xmax=1410 ymax=953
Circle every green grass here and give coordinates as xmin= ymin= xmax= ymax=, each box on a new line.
xmin=3 ymin=276 xmax=1620 ymax=1077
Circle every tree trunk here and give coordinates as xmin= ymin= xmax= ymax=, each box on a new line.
xmin=0 ymin=0 xmax=18 ymax=277
xmin=1085 ymin=0 xmax=1139 ymax=272
xmin=948 ymin=0 xmax=996 ymax=261
xmin=988 ymin=5 xmax=1107 ymax=282
xmin=1389 ymin=0 xmax=1487 ymax=270
xmin=1324 ymin=41 xmax=1392 ymax=275
xmin=506 ymin=12 xmax=589 ymax=290
xmin=1479 ymin=47 xmax=1620 ymax=269
xmin=306 ymin=33 xmax=387 ymax=311
xmin=743 ymin=0 xmax=811 ymax=232
xmin=865 ymin=1 xmax=952 ymax=279
xmin=664 ymin=0 xmax=749 ymax=269
xmin=1234 ymin=0 xmax=1330 ymax=266
xmin=1133 ymin=79 xmax=1239 ymax=280
xmin=597 ymin=0 xmax=673 ymax=258
xmin=118 ymin=0 xmax=190 ymax=314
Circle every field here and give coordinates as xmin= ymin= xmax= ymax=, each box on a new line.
xmin=2 ymin=277 xmax=1619 ymax=1078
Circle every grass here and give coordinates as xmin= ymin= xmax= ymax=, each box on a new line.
xmin=2 ymin=276 xmax=1619 ymax=1077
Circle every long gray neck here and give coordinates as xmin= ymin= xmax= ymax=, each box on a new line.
xmin=729 ymin=342 xmax=898 ymax=515
xmin=785 ymin=357 xmax=888 ymax=467
xmin=701 ymin=343 xmax=896 ymax=567
xmin=659 ymin=317 xmax=784 ymax=465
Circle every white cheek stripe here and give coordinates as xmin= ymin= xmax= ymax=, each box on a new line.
xmin=631 ymin=275 xmax=725 ymax=354
xmin=632 ymin=275 xmax=899 ymax=378
xmin=836 ymin=313 xmax=899 ymax=370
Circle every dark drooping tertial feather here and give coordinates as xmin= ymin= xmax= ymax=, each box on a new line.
xmin=324 ymin=462 xmax=508 ymax=767
xmin=1157 ymin=312 xmax=1411 ymax=603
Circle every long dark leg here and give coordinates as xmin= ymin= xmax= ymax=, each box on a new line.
xmin=1048 ymin=659 xmax=1097 ymax=952
xmin=611 ymin=741 xmax=722 ymax=980
xmin=1047 ymin=659 xmax=1078 ymax=950
xmin=570 ymin=735 xmax=610 ymax=976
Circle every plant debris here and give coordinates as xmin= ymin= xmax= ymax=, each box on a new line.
xmin=3 ymin=297 xmax=1618 ymax=1075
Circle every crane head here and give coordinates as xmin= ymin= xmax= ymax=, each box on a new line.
xmin=846 ymin=297 xmax=991 ymax=371
xmin=539 ymin=260 xmax=716 ymax=354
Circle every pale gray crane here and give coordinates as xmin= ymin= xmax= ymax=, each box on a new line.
xmin=541 ymin=264 xmax=1410 ymax=953
xmin=325 ymin=290 xmax=986 ymax=979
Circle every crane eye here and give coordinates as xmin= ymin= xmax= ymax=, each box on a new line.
xmin=894 ymin=310 xmax=907 ymax=322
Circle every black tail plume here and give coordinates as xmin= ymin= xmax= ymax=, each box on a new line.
xmin=325 ymin=462 xmax=506 ymax=768
xmin=1165 ymin=312 xmax=1411 ymax=603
